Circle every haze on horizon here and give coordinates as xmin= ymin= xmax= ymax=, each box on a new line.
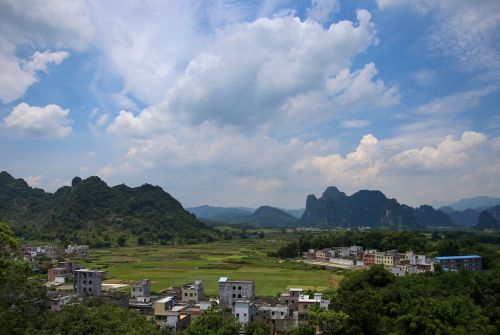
xmin=0 ymin=0 xmax=499 ymax=209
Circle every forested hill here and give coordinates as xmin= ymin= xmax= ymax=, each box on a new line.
xmin=0 ymin=171 xmax=214 ymax=245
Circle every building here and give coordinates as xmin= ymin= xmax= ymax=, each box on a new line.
xmin=48 ymin=267 xmax=71 ymax=283
xmin=219 ymin=277 xmax=255 ymax=309
xmin=49 ymin=294 xmax=73 ymax=311
xmin=65 ymin=244 xmax=89 ymax=256
xmin=73 ymin=269 xmax=105 ymax=297
xmin=131 ymin=279 xmax=151 ymax=298
xmin=434 ymin=255 xmax=482 ymax=272
xmin=181 ymin=280 xmax=204 ymax=304
xmin=233 ymin=299 xmax=255 ymax=325
xmin=279 ymin=288 xmax=302 ymax=311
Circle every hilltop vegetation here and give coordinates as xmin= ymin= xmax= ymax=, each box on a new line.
xmin=0 ymin=172 xmax=215 ymax=246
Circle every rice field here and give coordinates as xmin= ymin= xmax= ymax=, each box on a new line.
xmin=78 ymin=236 xmax=338 ymax=297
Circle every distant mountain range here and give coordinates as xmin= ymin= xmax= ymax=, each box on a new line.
xmin=443 ymin=196 xmax=500 ymax=211
xmin=299 ymin=186 xmax=452 ymax=229
xmin=0 ymin=171 xmax=213 ymax=244
xmin=188 ymin=205 xmax=301 ymax=227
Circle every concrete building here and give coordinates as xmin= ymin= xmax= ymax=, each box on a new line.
xmin=279 ymin=288 xmax=302 ymax=311
xmin=154 ymin=296 xmax=175 ymax=321
xmin=234 ymin=299 xmax=255 ymax=326
xmin=48 ymin=267 xmax=70 ymax=283
xmin=131 ymin=279 xmax=151 ymax=298
xmin=181 ymin=280 xmax=204 ymax=303
xmin=65 ymin=244 xmax=89 ymax=256
xmin=73 ymin=269 xmax=105 ymax=297
xmin=49 ymin=294 xmax=73 ymax=311
xmin=219 ymin=277 xmax=255 ymax=308
xmin=434 ymin=255 xmax=482 ymax=272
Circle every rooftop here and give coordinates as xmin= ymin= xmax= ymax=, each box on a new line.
xmin=435 ymin=255 xmax=482 ymax=260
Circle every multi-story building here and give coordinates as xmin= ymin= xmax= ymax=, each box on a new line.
xmin=234 ymin=299 xmax=255 ymax=326
xmin=181 ymin=280 xmax=204 ymax=303
xmin=73 ymin=269 xmax=105 ymax=297
xmin=219 ymin=277 xmax=255 ymax=309
xmin=279 ymin=288 xmax=302 ymax=311
xmin=434 ymin=255 xmax=482 ymax=272
xmin=131 ymin=279 xmax=151 ymax=298
xmin=363 ymin=251 xmax=376 ymax=268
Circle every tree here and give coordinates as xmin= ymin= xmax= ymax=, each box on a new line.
xmin=287 ymin=325 xmax=315 ymax=335
xmin=245 ymin=321 xmax=269 ymax=335
xmin=30 ymin=303 xmax=161 ymax=335
xmin=308 ymin=304 xmax=349 ymax=335
xmin=0 ymin=222 xmax=47 ymax=334
xmin=185 ymin=306 xmax=241 ymax=335
xmin=117 ymin=235 xmax=127 ymax=247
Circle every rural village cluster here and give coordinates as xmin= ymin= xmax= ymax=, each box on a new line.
xmin=24 ymin=242 xmax=483 ymax=334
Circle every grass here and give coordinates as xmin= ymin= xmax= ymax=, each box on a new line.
xmin=80 ymin=235 xmax=335 ymax=297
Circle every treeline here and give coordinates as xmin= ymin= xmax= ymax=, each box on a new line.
xmin=270 ymin=230 xmax=500 ymax=269
xmin=307 ymin=265 xmax=500 ymax=334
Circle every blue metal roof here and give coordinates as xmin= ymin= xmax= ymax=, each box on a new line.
xmin=435 ymin=255 xmax=481 ymax=260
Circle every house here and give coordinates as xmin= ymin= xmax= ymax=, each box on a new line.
xmin=131 ymin=279 xmax=151 ymax=298
xmin=48 ymin=267 xmax=71 ymax=283
xmin=154 ymin=296 xmax=176 ymax=323
xmin=73 ymin=269 xmax=105 ymax=297
xmin=233 ymin=299 xmax=255 ymax=326
xmin=156 ymin=303 xmax=190 ymax=333
xmin=65 ymin=244 xmax=89 ymax=256
xmin=49 ymin=294 xmax=73 ymax=311
xmin=219 ymin=277 xmax=255 ymax=309
xmin=434 ymin=255 xmax=482 ymax=271
xmin=279 ymin=288 xmax=302 ymax=311
xmin=181 ymin=280 xmax=204 ymax=304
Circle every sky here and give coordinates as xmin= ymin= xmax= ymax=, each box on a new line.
xmin=0 ymin=0 xmax=499 ymax=209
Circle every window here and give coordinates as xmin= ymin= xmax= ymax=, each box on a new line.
xmin=233 ymin=294 xmax=236 ymax=298
xmin=238 ymin=294 xmax=242 ymax=298
xmin=238 ymin=286 xmax=241 ymax=290
xmin=89 ymin=280 xmax=92 ymax=284
xmin=185 ymin=293 xmax=188 ymax=296
xmin=190 ymin=293 xmax=193 ymax=297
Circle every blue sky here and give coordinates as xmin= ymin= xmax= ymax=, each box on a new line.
xmin=1 ymin=0 xmax=499 ymax=208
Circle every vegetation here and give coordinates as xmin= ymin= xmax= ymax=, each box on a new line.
xmin=83 ymin=235 xmax=332 ymax=296
xmin=0 ymin=172 xmax=215 ymax=246
xmin=0 ymin=221 xmax=161 ymax=335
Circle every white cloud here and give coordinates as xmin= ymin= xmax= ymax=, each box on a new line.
xmin=107 ymin=9 xmax=394 ymax=136
xmin=96 ymin=113 xmax=110 ymax=127
xmin=295 ymin=134 xmax=381 ymax=186
xmin=24 ymin=50 xmax=69 ymax=73
xmin=307 ymin=0 xmax=340 ymax=24
xmin=3 ymin=103 xmax=72 ymax=138
xmin=414 ymin=87 xmax=495 ymax=116
xmin=293 ymin=131 xmax=499 ymax=206
xmin=341 ymin=119 xmax=370 ymax=129
xmin=390 ymin=131 xmax=487 ymax=172
xmin=25 ymin=175 xmax=42 ymax=188
xmin=0 ymin=0 xmax=93 ymax=102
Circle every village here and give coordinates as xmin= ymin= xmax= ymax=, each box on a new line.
xmin=22 ymin=242 xmax=484 ymax=334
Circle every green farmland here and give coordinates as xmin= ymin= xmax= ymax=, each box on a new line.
xmin=79 ymin=236 xmax=336 ymax=297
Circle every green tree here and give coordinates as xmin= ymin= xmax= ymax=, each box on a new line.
xmin=308 ymin=304 xmax=349 ymax=335
xmin=185 ymin=306 xmax=241 ymax=335
xmin=245 ymin=321 xmax=269 ymax=335
xmin=31 ymin=303 xmax=160 ymax=335
xmin=117 ymin=235 xmax=127 ymax=247
xmin=287 ymin=325 xmax=315 ymax=335
xmin=0 ymin=222 xmax=47 ymax=334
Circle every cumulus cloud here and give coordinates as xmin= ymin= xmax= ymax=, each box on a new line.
xmin=293 ymin=131 xmax=499 ymax=206
xmin=390 ymin=131 xmax=487 ymax=172
xmin=107 ymin=9 xmax=396 ymax=137
xmin=3 ymin=103 xmax=72 ymax=138
xmin=0 ymin=0 xmax=92 ymax=102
